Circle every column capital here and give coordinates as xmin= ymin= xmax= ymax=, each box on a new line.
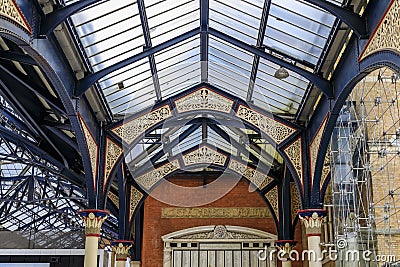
xmin=298 ymin=209 xmax=327 ymax=236
xmin=275 ymin=240 xmax=297 ymax=259
xmin=111 ymin=240 xmax=134 ymax=261
xmin=78 ymin=209 xmax=109 ymax=237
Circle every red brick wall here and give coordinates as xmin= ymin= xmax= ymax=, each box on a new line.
xmin=141 ymin=176 xmax=303 ymax=267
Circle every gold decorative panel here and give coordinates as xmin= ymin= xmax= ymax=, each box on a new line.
xmin=174 ymin=87 xmax=234 ymax=113
xmin=161 ymin=207 xmax=271 ymax=218
xmin=79 ymin=114 xmax=98 ymax=191
xmin=236 ymin=105 xmax=296 ymax=144
xmin=310 ymin=115 xmax=328 ymax=183
xmin=359 ymin=0 xmax=400 ymax=61
xmin=103 ymin=138 xmax=123 ymax=189
xmin=108 ymin=191 xmax=119 ymax=208
xmin=265 ymin=187 xmax=279 ymax=218
xmin=135 ymin=160 xmax=180 ymax=191
xmin=0 ymin=0 xmax=31 ymax=33
xmin=182 ymin=146 xmax=227 ymax=166
xmin=229 ymin=159 xmax=273 ymax=190
xmin=290 ymin=183 xmax=301 ymax=222
xmin=129 ymin=187 xmax=143 ymax=221
xmin=111 ymin=105 xmax=172 ymax=145
xmin=320 ymin=149 xmax=331 ymax=188
xmin=284 ymin=138 xmax=303 ymax=186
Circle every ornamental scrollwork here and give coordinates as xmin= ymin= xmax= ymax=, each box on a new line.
xmin=79 ymin=115 xmax=98 ymax=191
xmin=359 ymin=0 xmax=400 ymax=61
xmin=229 ymin=159 xmax=272 ymax=190
xmin=174 ymin=88 xmax=234 ymax=114
xmin=112 ymin=105 xmax=172 ymax=145
xmin=129 ymin=187 xmax=143 ymax=220
xmin=290 ymin=183 xmax=301 ymax=222
xmin=310 ymin=116 xmax=327 ymax=182
xmin=0 ymin=0 xmax=31 ymax=33
xmin=265 ymin=187 xmax=279 ymax=217
xmin=320 ymin=148 xmax=331 ymax=188
xmin=108 ymin=191 xmax=119 ymax=208
xmin=135 ymin=160 xmax=180 ymax=191
xmin=182 ymin=146 xmax=227 ymax=166
xmin=284 ymin=138 xmax=303 ymax=186
xmin=104 ymin=138 xmax=123 ymax=189
xmin=236 ymin=105 xmax=296 ymax=144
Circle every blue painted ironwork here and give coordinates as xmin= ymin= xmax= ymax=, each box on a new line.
xmin=200 ymin=0 xmax=209 ymax=82
xmin=303 ymin=0 xmax=367 ymax=38
xmin=75 ymin=28 xmax=201 ymax=97
xmin=0 ymin=50 xmax=37 ymax=65
xmin=208 ymin=28 xmax=333 ymax=98
xmin=247 ymin=0 xmax=272 ymax=101
xmin=39 ymin=0 xmax=102 ymax=36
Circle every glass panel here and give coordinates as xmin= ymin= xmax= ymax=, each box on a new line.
xmin=146 ymin=0 xmax=200 ymax=46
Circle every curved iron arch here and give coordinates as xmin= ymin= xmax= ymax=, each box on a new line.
xmin=0 ymin=18 xmax=97 ymax=206
xmin=314 ymin=50 xmax=400 ymax=206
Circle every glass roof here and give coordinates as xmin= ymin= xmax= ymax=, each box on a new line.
xmin=66 ymin=0 xmax=344 ymax=118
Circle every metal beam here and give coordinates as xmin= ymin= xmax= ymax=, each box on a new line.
xmin=0 ymin=125 xmax=84 ymax=186
xmin=137 ymin=0 xmax=162 ymax=101
xmin=39 ymin=0 xmax=102 ymax=36
xmin=134 ymin=123 xmax=201 ymax=176
xmin=75 ymin=28 xmax=201 ymax=97
xmin=247 ymin=0 xmax=272 ymax=101
xmin=200 ymin=0 xmax=209 ymax=82
xmin=208 ymin=28 xmax=333 ymax=98
xmin=0 ymin=50 xmax=37 ymax=66
xmin=303 ymin=0 xmax=367 ymax=37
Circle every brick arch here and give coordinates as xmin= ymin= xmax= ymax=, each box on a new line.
xmin=102 ymin=84 xmax=305 ymax=209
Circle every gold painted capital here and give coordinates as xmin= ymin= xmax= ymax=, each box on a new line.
xmin=78 ymin=210 xmax=109 ymax=237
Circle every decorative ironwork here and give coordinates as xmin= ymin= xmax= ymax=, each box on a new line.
xmin=298 ymin=209 xmax=327 ymax=235
xmin=236 ymin=105 xmax=296 ymax=144
xmin=284 ymin=137 xmax=303 ymax=186
xmin=79 ymin=114 xmax=98 ymax=191
xmin=111 ymin=105 xmax=172 ymax=145
xmin=310 ymin=115 xmax=327 ymax=183
xmin=108 ymin=191 xmax=119 ymax=208
xmin=174 ymin=87 xmax=234 ymax=114
xmin=359 ymin=0 xmax=400 ymax=61
xmin=129 ymin=187 xmax=143 ymax=221
xmin=104 ymin=138 xmax=123 ymax=190
xmin=112 ymin=240 xmax=134 ymax=261
xmin=228 ymin=159 xmax=272 ymax=190
xmin=78 ymin=210 xmax=109 ymax=237
xmin=182 ymin=145 xmax=227 ymax=166
xmin=135 ymin=160 xmax=180 ymax=191
xmin=290 ymin=183 xmax=301 ymax=222
xmin=175 ymin=226 xmax=272 ymax=240
xmin=320 ymin=149 xmax=331 ymax=188
xmin=265 ymin=187 xmax=279 ymax=217
xmin=0 ymin=0 xmax=32 ymax=33
xmin=161 ymin=207 xmax=272 ymax=218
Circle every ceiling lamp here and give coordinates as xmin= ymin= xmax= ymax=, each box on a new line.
xmin=274 ymin=67 xmax=289 ymax=79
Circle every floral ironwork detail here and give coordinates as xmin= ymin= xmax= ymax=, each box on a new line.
xmin=104 ymin=138 xmax=123 ymax=189
xmin=108 ymin=191 xmax=119 ymax=208
xmin=129 ymin=187 xmax=143 ymax=221
xmin=265 ymin=187 xmax=279 ymax=217
xmin=320 ymin=149 xmax=331 ymax=187
xmin=290 ymin=183 xmax=301 ymax=222
xmin=229 ymin=159 xmax=272 ymax=190
xmin=310 ymin=116 xmax=327 ymax=184
xmin=79 ymin=115 xmax=98 ymax=191
xmin=135 ymin=160 xmax=180 ymax=191
xmin=359 ymin=0 xmax=400 ymax=61
xmin=78 ymin=210 xmax=109 ymax=237
xmin=112 ymin=105 xmax=172 ymax=145
xmin=174 ymin=88 xmax=234 ymax=114
xmin=236 ymin=105 xmax=296 ymax=144
xmin=182 ymin=146 xmax=227 ymax=166
xmin=0 ymin=0 xmax=32 ymax=33
xmin=298 ymin=210 xmax=327 ymax=235
xmin=284 ymin=138 xmax=303 ymax=186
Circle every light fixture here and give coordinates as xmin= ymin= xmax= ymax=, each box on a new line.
xmin=274 ymin=67 xmax=289 ymax=79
